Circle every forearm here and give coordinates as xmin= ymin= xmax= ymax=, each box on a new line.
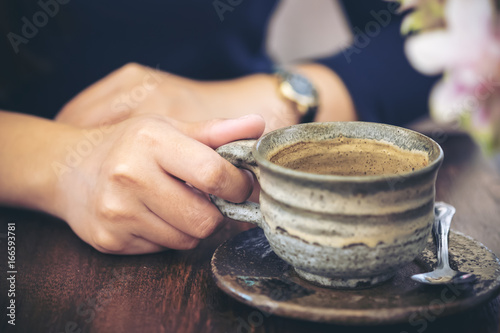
xmin=0 ymin=110 xmax=78 ymax=216
xmin=182 ymin=74 xmax=299 ymax=132
xmin=204 ymin=64 xmax=356 ymax=120
xmin=191 ymin=66 xmax=356 ymax=129
xmin=55 ymin=62 xmax=357 ymax=133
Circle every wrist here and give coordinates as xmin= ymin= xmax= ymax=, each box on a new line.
xmin=0 ymin=111 xmax=82 ymax=218
xmin=47 ymin=126 xmax=93 ymax=219
xmin=246 ymin=73 xmax=301 ymax=131
xmin=274 ymin=68 xmax=319 ymax=123
xmin=291 ymin=63 xmax=357 ymax=122
xmin=28 ymin=123 xmax=84 ymax=219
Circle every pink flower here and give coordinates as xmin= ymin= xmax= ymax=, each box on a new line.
xmin=404 ymin=0 xmax=500 ymax=125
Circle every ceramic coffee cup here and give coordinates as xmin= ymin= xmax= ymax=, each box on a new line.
xmin=210 ymin=122 xmax=443 ymax=288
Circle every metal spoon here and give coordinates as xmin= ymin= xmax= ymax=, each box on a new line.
xmin=411 ymin=202 xmax=476 ymax=285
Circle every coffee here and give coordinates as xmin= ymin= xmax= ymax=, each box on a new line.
xmin=269 ymin=136 xmax=429 ymax=176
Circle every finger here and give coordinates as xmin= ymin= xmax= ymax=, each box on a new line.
xmin=131 ymin=208 xmax=201 ymax=250
xmin=140 ymin=171 xmax=226 ymax=239
xmin=176 ymin=114 xmax=265 ymax=148
xmin=248 ymin=174 xmax=261 ymax=202
xmin=154 ymin=127 xmax=254 ymax=202
xmin=112 ymin=238 xmax=168 ymax=255
xmin=91 ymin=229 xmax=168 ymax=255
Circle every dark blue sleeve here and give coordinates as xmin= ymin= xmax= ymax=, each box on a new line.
xmin=315 ymin=0 xmax=440 ymax=126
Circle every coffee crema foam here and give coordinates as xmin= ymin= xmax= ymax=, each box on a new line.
xmin=269 ymin=136 xmax=429 ymax=176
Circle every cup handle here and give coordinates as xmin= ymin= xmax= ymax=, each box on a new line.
xmin=209 ymin=140 xmax=264 ymax=228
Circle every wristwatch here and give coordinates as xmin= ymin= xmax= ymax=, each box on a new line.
xmin=275 ymin=68 xmax=319 ymax=123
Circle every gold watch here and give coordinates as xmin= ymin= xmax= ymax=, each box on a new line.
xmin=275 ymin=68 xmax=319 ymax=123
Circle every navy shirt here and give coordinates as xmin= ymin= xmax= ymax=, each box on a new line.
xmin=0 ymin=0 xmax=438 ymax=125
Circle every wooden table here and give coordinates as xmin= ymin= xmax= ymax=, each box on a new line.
xmin=1 ymin=130 xmax=500 ymax=333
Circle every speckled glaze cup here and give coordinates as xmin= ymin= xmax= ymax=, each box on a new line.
xmin=210 ymin=122 xmax=443 ymax=289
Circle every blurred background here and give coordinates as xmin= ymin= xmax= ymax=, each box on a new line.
xmin=267 ymin=0 xmax=352 ymax=64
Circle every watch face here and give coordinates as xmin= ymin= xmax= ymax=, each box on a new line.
xmin=288 ymin=73 xmax=315 ymax=97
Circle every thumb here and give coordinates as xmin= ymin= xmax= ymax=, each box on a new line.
xmin=179 ymin=114 xmax=265 ymax=148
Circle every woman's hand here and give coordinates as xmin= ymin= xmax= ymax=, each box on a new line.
xmin=0 ymin=110 xmax=264 ymax=254
xmin=53 ymin=114 xmax=265 ymax=254
xmin=56 ymin=63 xmax=299 ymax=133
